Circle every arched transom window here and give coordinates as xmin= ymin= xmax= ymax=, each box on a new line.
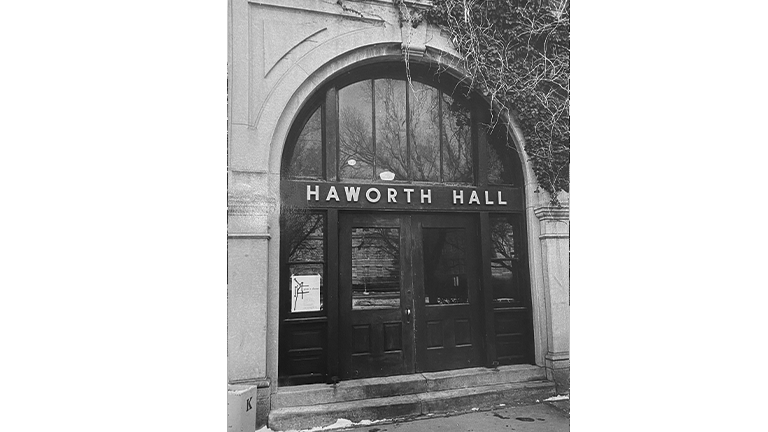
xmin=283 ymin=65 xmax=522 ymax=187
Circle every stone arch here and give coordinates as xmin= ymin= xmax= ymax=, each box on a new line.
xmin=265 ymin=42 xmax=550 ymax=386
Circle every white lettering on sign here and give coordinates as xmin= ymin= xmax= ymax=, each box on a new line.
xmin=366 ymin=188 xmax=381 ymax=203
xmin=291 ymin=274 xmax=321 ymax=312
xmin=307 ymin=185 xmax=319 ymax=201
xmin=344 ymin=186 xmax=361 ymax=202
xmin=302 ymin=184 xmax=510 ymax=207
xmin=387 ymin=188 xmax=397 ymax=203
xmin=453 ymin=190 xmax=464 ymax=204
xmin=326 ymin=186 xmax=340 ymax=201
xmin=484 ymin=190 xmax=494 ymax=205
xmin=421 ymin=189 xmax=432 ymax=204
xmin=403 ymin=188 xmax=414 ymax=203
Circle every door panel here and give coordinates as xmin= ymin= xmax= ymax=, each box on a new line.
xmin=339 ymin=214 xmax=415 ymax=379
xmin=414 ymin=215 xmax=484 ymax=372
xmin=339 ymin=213 xmax=484 ymax=379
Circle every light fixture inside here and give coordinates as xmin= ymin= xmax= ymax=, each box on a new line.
xmin=379 ymin=170 xmax=395 ymax=181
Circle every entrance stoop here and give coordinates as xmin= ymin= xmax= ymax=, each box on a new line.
xmin=268 ymin=365 xmax=555 ymax=431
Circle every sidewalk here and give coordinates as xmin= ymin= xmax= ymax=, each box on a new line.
xmin=262 ymin=398 xmax=569 ymax=432
xmin=345 ymin=401 xmax=569 ymax=432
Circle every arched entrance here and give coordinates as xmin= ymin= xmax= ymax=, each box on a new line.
xmin=278 ymin=62 xmax=534 ymax=386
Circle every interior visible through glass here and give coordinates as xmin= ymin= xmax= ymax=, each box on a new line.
xmin=422 ymin=228 xmax=468 ymax=304
xmin=351 ymin=227 xmax=401 ymax=309
xmin=490 ymin=216 xmax=522 ymax=304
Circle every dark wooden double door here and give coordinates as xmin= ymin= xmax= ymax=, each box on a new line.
xmin=339 ymin=213 xmax=485 ymax=379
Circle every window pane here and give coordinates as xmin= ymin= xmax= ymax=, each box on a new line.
xmin=287 ymin=108 xmax=322 ymax=178
xmin=490 ymin=260 xmax=520 ymax=304
xmin=422 ymin=228 xmax=468 ymax=304
xmin=490 ymin=216 xmax=522 ymax=304
xmin=374 ymin=79 xmax=408 ymax=181
xmin=409 ymin=82 xmax=440 ymax=182
xmin=352 ymin=227 xmax=400 ymax=310
xmin=488 ymin=124 xmax=520 ymax=185
xmin=441 ymin=94 xmax=473 ymax=184
xmin=282 ymin=211 xmax=325 ymax=263
xmin=490 ymin=218 xmax=516 ymax=260
xmin=339 ymin=80 xmax=374 ymax=180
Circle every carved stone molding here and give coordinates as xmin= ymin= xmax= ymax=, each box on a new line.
xmin=227 ymin=193 xmax=276 ymax=217
xmin=228 ymin=184 xmax=277 ymax=235
xmin=534 ymin=206 xmax=570 ymax=222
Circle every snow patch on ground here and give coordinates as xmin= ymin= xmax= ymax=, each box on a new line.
xmin=544 ymin=394 xmax=570 ymax=402
xmin=278 ymin=417 xmax=388 ymax=432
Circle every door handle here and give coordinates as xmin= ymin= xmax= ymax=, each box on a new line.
xmin=405 ymin=308 xmax=412 ymax=323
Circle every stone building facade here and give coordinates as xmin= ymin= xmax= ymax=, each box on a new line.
xmin=227 ymin=1 xmax=569 ymax=430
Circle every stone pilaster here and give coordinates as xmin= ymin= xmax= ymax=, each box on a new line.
xmin=534 ymin=205 xmax=570 ymax=393
xmin=228 ymin=181 xmax=275 ymax=384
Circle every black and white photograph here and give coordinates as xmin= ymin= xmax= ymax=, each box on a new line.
xmin=3 ymin=1 xmax=767 ymax=431
xmin=227 ymin=1 xmax=569 ymax=430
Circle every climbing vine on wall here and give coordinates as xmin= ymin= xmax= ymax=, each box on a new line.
xmin=422 ymin=0 xmax=570 ymax=202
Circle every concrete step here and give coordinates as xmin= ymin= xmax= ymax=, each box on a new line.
xmin=268 ymin=366 xmax=555 ymax=431
xmin=269 ymin=380 xmax=555 ymax=431
xmin=272 ymin=364 xmax=546 ymax=409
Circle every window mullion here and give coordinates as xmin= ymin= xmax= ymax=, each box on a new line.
xmin=439 ymin=91 xmax=444 ymax=183
xmin=406 ymin=81 xmax=411 ymax=181
xmin=324 ymin=88 xmax=339 ymax=182
xmin=371 ymin=79 xmax=376 ymax=182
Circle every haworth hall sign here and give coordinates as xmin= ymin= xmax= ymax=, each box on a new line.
xmin=281 ymin=182 xmax=523 ymax=212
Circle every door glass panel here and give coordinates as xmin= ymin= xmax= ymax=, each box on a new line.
xmin=422 ymin=228 xmax=468 ymax=304
xmin=351 ymin=227 xmax=401 ymax=310
xmin=490 ymin=215 xmax=522 ymax=304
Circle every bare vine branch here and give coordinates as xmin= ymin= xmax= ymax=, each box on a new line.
xmin=424 ymin=0 xmax=570 ymax=203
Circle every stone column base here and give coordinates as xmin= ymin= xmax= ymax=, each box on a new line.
xmin=227 ymin=380 xmax=270 ymax=431
xmin=544 ymin=351 xmax=570 ymax=394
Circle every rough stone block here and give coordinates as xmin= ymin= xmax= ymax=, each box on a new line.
xmin=228 ymin=384 xmax=259 ymax=432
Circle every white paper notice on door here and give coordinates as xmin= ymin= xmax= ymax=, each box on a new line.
xmin=290 ymin=274 xmax=321 ymax=312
